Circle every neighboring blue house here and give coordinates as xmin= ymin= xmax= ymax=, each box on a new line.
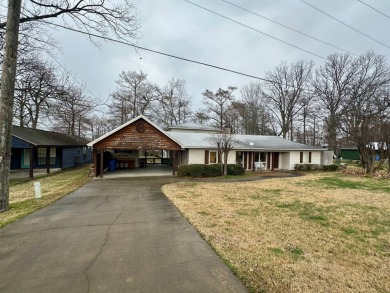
xmin=11 ymin=126 xmax=92 ymax=178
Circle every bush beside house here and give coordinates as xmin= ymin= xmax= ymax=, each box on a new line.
xmin=294 ymin=164 xmax=339 ymax=171
xmin=177 ymin=164 xmax=245 ymax=177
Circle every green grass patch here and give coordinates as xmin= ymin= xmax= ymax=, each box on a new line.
xmin=250 ymin=189 xmax=282 ymax=200
xmin=285 ymin=245 xmax=304 ymax=260
xmin=1 ymin=166 xmax=91 ymax=228
xmin=197 ymin=211 xmax=210 ymax=216
xmin=316 ymin=176 xmax=390 ymax=193
xmin=9 ymin=178 xmax=30 ymax=187
xmin=341 ymin=227 xmax=359 ymax=235
xmin=274 ymin=200 xmax=330 ymax=226
xmin=269 ymin=247 xmax=284 ymax=256
xmin=0 ymin=199 xmax=43 ymax=228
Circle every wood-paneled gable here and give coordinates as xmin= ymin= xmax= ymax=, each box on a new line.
xmin=94 ymin=118 xmax=181 ymax=150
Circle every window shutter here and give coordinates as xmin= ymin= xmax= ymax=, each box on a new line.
xmin=309 ymin=152 xmax=312 ymax=163
xmin=300 ymin=152 xmax=303 ymax=163
xmin=217 ymin=152 xmax=221 ymax=164
xmin=205 ymin=150 xmax=209 ymax=164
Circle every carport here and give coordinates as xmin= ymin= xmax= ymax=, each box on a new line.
xmin=88 ymin=116 xmax=183 ymax=178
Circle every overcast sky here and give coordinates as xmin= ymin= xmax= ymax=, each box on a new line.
xmin=50 ymin=0 xmax=390 ymax=111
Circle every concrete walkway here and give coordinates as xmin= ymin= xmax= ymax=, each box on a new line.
xmin=0 ymin=178 xmax=247 ymax=293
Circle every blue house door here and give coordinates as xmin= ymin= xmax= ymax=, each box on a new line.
xmin=21 ymin=149 xmax=30 ymax=168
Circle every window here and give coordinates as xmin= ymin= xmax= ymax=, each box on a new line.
xmin=83 ymin=147 xmax=87 ymax=159
xmin=255 ymin=152 xmax=266 ymax=162
xmin=210 ymin=151 xmax=217 ymax=164
xmin=300 ymin=151 xmax=312 ymax=163
xmin=114 ymin=149 xmax=133 ymax=154
xmin=37 ymin=148 xmax=56 ymax=165
xmin=236 ymin=151 xmax=242 ymax=163
xmin=205 ymin=150 xmax=219 ymax=164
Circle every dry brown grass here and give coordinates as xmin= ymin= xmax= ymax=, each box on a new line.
xmin=9 ymin=167 xmax=91 ymax=203
xmin=0 ymin=166 xmax=91 ymax=228
xmin=163 ymin=173 xmax=390 ymax=293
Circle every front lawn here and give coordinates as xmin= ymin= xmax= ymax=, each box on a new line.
xmin=163 ymin=173 xmax=390 ymax=293
xmin=0 ymin=166 xmax=92 ymax=228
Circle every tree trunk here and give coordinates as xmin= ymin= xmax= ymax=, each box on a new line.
xmin=358 ymin=145 xmax=375 ymax=174
xmin=388 ymin=156 xmax=390 ymax=173
xmin=223 ymin=152 xmax=228 ymax=176
xmin=0 ymin=0 xmax=22 ymax=212
xmin=327 ymin=118 xmax=338 ymax=154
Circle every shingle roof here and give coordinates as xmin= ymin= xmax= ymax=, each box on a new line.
xmin=87 ymin=115 xmax=325 ymax=151
xmin=167 ymin=132 xmax=325 ymax=151
xmin=165 ymin=123 xmax=219 ymax=132
xmin=12 ymin=126 xmax=89 ymax=147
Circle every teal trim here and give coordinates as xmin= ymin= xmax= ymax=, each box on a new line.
xmin=21 ymin=149 xmax=30 ymax=169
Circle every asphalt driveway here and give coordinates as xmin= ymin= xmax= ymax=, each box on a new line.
xmin=0 ymin=177 xmax=246 ymax=293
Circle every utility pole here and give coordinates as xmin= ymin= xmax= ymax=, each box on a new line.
xmin=0 ymin=0 xmax=22 ymax=212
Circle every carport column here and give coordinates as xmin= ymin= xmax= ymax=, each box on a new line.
xmin=46 ymin=147 xmax=50 ymax=174
xmin=100 ymin=149 xmax=104 ymax=178
xmin=93 ymin=149 xmax=97 ymax=177
xmin=29 ymin=147 xmax=34 ymax=179
xmin=172 ymin=151 xmax=176 ymax=175
xmin=252 ymin=152 xmax=255 ymax=171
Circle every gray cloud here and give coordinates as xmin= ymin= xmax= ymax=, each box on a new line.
xmin=48 ymin=0 xmax=390 ymax=111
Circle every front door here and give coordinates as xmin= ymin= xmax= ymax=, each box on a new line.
xmin=21 ymin=149 xmax=30 ymax=169
xmin=272 ymin=152 xmax=279 ymax=169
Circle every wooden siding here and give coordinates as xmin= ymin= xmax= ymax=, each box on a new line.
xmin=62 ymin=147 xmax=92 ymax=169
xmin=10 ymin=148 xmax=22 ymax=169
xmin=11 ymin=136 xmax=30 ymax=148
xmin=35 ymin=147 xmax=61 ymax=168
xmin=94 ymin=118 xmax=181 ymax=150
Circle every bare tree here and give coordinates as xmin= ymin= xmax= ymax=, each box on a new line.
xmin=109 ymin=70 xmax=157 ymax=124
xmin=263 ymin=60 xmax=313 ymax=139
xmin=152 ymin=78 xmax=192 ymax=128
xmin=202 ymin=86 xmax=236 ymax=130
xmin=375 ymin=116 xmax=390 ymax=172
xmin=14 ymin=56 xmax=59 ymax=128
xmin=0 ymin=0 xmax=22 ymax=212
xmin=83 ymin=113 xmax=115 ymax=140
xmin=209 ymin=129 xmax=238 ymax=176
xmin=49 ymin=83 xmax=96 ymax=137
xmin=192 ymin=110 xmax=209 ymax=125
xmin=1 ymin=1 xmax=139 ymax=72
xmin=0 ymin=0 xmax=139 ymax=39
xmin=341 ymin=52 xmax=390 ymax=174
xmin=236 ymin=82 xmax=274 ymax=135
xmin=312 ymin=53 xmax=357 ymax=153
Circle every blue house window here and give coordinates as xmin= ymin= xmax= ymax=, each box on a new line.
xmin=37 ymin=148 xmax=56 ymax=165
